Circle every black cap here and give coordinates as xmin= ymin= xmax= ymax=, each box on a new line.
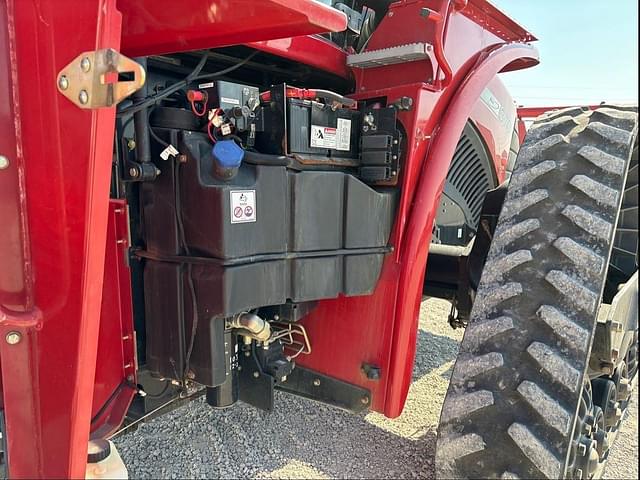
xmin=87 ymin=439 xmax=111 ymax=463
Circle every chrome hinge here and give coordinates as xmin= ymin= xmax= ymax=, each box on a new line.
xmin=56 ymin=48 xmax=145 ymax=109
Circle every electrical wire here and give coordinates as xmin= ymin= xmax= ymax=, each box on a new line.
xmin=173 ymin=160 xmax=198 ymax=380
xmin=147 ymin=107 xmax=171 ymax=148
xmin=117 ymin=51 xmax=258 ymax=117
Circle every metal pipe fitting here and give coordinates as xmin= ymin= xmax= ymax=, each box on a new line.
xmin=228 ymin=312 xmax=271 ymax=343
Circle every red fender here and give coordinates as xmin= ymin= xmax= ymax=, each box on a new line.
xmin=384 ymin=42 xmax=539 ymax=417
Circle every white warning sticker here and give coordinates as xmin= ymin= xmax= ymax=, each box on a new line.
xmin=310 ymin=119 xmax=351 ymax=151
xmin=310 ymin=125 xmax=338 ymax=149
xmin=230 ymin=190 xmax=256 ymax=224
xmin=336 ymin=118 xmax=351 ymax=151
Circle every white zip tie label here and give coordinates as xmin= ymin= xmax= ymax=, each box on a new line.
xmin=159 ymin=144 xmax=179 ymax=160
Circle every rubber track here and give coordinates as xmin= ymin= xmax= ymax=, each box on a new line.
xmin=436 ymin=107 xmax=638 ymax=479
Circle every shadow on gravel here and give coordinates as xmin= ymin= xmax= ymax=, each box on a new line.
xmin=412 ymin=330 xmax=460 ymax=380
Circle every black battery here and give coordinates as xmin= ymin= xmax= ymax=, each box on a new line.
xmin=287 ymin=98 xmax=361 ymax=160
xmin=253 ymin=84 xmax=361 ymax=162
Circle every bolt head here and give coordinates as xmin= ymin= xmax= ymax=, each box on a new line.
xmin=0 ymin=155 xmax=9 ymax=170
xmin=313 ymin=378 xmax=321 ymax=386
xmin=5 ymin=331 xmax=22 ymax=345
xmin=253 ymin=371 xmax=260 ymax=378
xmin=80 ymin=57 xmax=91 ymax=73
xmin=360 ymin=396 xmax=369 ymax=405
xmin=58 ymin=75 xmax=69 ymax=90
xmin=127 ymin=139 xmax=136 ymax=150
xmin=79 ymin=90 xmax=89 ymax=105
xmin=129 ymin=167 xmax=139 ymax=178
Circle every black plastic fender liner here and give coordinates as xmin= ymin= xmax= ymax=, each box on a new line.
xmin=436 ymin=106 xmax=638 ymax=479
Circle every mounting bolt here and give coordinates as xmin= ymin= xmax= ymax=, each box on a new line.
xmin=127 ymin=139 xmax=136 ymax=150
xmin=58 ymin=75 xmax=69 ymax=90
xmin=78 ymin=90 xmax=89 ymax=105
xmin=126 ymin=374 xmax=135 ymax=382
xmin=129 ymin=167 xmax=139 ymax=178
xmin=0 ymin=155 xmax=9 ymax=170
xmin=313 ymin=378 xmax=321 ymax=387
xmin=80 ymin=57 xmax=92 ymax=73
xmin=360 ymin=396 xmax=369 ymax=405
xmin=244 ymin=350 xmax=251 ymax=357
xmin=253 ymin=371 xmax=260 ymax=378
xmin=5 ymin=331 xmax=22 ymax=345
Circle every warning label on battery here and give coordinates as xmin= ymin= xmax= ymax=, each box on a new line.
xmin=230 ymin=190 xmax=256 ymax=224
xmin=336 ymin=118 xmax=351 ymax=151
xmin=310 ymin=119 xmax=351 ymax=151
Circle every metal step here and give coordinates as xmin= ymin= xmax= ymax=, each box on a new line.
xmin=347 ymin=42 xmax=434 ymax=68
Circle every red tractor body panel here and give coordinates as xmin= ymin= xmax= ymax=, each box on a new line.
xmin=0 ymin=0 xmax=537 ymax=477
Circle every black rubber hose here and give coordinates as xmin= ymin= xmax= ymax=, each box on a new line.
xmin=242 ymin=150 xmax=290 ymax=167
xmin=132 ymin=57 xmax=151 ymax=164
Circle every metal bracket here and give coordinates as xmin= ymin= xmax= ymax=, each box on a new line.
xmin=57 ymin=48 xmax=145 ymax=109
xmin=277 ymin=366 xmax=371 ymax=413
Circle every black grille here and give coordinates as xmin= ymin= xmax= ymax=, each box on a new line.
xmin=434 ymin=122 xmax=496 ymax=245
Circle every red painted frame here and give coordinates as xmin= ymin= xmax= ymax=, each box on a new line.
xmin=0 ymin=0 xmax=537 ymax=476
xmin=0 ymin=0 xmax=122 ymax=477
xmin=296 ymin=0 xmax=538 ymax=417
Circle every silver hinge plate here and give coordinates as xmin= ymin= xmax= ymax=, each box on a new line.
xmin=57 ymin=48 xmax=146 ymax=109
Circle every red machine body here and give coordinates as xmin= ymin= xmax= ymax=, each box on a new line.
xmin=0 ymin=0 xmax=537 ymax=477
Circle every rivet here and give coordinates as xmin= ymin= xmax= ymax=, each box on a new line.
xmin=58 ymin=75 xmax=69 ymax=90
xmin=81 ymin=57 xmax=92 ymax=73
xmin=313 ymin=378 xmax=321 ymax=386
xmin=360 ymin=396 xmax=369 ymax=405
xmin=5 ymin=331 xmax=22 ymax=345
xmin=0 ymin=155 xmax=9 ymax=170
xmin=79 ymin=90 xmax=89 ymax=105
xmin=253 ymin=371 xmax=260 ymax=378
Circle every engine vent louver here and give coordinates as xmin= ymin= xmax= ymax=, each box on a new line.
xmin=434 ymin=122 xmax=496 ymax=245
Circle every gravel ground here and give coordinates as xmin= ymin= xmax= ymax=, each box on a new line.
xmin=114 ymin=298 xmax=638 ymax=479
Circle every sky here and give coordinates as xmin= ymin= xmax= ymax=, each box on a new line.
xmin=491 ymin=0 xmax=638 ymax=107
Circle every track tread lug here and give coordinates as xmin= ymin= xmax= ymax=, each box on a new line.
xmin=578 ymin=145 xmax=626 ymax=175
xmin=561 ymin=204 xmax=613 ymax=241
xmin=527 ymin=342 xmax=582 ymax=393
xmin=440 ymin=390 xmax=494 ymax=423
xmin=553 ymin=237 xmax=605 ymax=276
xmin=517 ymin=380 xmax=573 ymax=435
xmin=507 ymin=423 xmax=563 ymax=479
xmin=545 ymin=270 xmax=598 ymax=313
xmin=570 ymin=174 xmax=619 ymax=207
xmin=452 ymin=352 xmax=504 ymax=383
xmin=537 ymin=305 xmax=590 ymax=352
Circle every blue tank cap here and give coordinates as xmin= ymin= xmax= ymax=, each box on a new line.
xmin=212 ymin=140 xmax=244 ymax=169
